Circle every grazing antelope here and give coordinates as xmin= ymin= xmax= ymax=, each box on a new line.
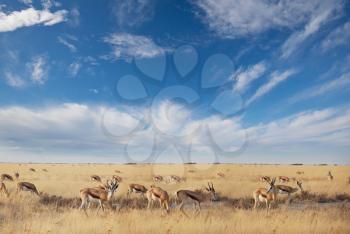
xmin=42 ymin=169 xmax=48 ymax=172
xmin=14 ymin=172 xmax=19 ymax=180
xmin=253 ymin=178 xmax=278 ymax=212
xmin=260 ymin=176 xmax=271 ymax=183
xmin=1 ymin=173 xmax=14 ymax=181
xmin=0 ymin=182 xmax=9 ymax=197
xmin=327 ymin=171 xmax=334 ymax=181
xmin=90 ymin=175 xmax=102 ymax=182
xmin=217 ymin=172 xmax=225 ymax=178
xmin=274 ymin=180 xmax=304 ymax=204
xmin=127 ymin=183 xmax=147 ymax=198
xmin=153 ymin=175 xmax=163 ymax=183
xmin=17 ymin=182 xmax=39 ymax=196
xmin=146 ymin=185 xmax=170 ymax=213
xmin=278 ymin=176 xmax=290 ymax=183
xmin=296 ymin=171 xmax=304 ymax=175
xmin=29 ymin=168 xmax=36 ymax=172
xmin=79 ymin=180 xmax=119 ymax=214
xmin=112 ymin=175 xmax=122 ymax=183
xmin=114 ymin=170 xmax=122 ymax=173
xmin=176 ymin=182 xmax=218 ymax=216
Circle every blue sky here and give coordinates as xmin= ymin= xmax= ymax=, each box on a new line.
xmin=0 ymin=0 xmax=349 ymax=164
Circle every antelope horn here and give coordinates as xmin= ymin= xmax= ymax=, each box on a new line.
xmin=211 ymin=182 xmax=214 ymax=189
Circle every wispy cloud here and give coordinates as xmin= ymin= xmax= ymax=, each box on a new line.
xmin=194 ymin=0 xmax=342 ymax=38
xmin=233 ymin=61 xmax=267 ymax=93
xmin=247 ymin=69 xmax=297 ymax=105
xmin=58 ymin=36 xmax=77 ymax=52
xmin=281 ymin=1 xmax=343 ymax=58
xmin=288 ymin=72 xmax=350 ymax=104
xmin=26 ymin=56 xmax=48 ymax=85
xmin=69 ymin=62 xmax=81 ymax=77
xmin=250 ymin=107 xmax=350 ymax=146
xmin=112 ymin=0 xmax=155 ymax=29
xmin=103 ymin=33 xmax=168 ymax=60
xmin=4 ymin=71 xmax=25 ymax=88
xmin=0 ymin=7 xmax=68 ymax=32
xmin=321 ymin=21 xmax=350 ymax=52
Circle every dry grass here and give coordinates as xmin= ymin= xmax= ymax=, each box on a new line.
xmin=0 ymin=163 xmax=349 ymax=233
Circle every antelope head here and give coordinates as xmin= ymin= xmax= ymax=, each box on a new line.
xmin=297 ymin=180 xmax=303 ymax=192
xmin=106 ymin=179 xmax=119 ymax=199
xmin=267 ymin=178 xmax=277 ymax=194
xmin=206 ymin=182 xmax=218 ymax=201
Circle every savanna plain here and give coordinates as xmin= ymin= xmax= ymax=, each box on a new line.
xmin=0 ymin=163 xmax=349 ymax=234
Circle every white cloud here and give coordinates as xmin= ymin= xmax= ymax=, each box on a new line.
xmin=281 ymin=1 xmax=342 ymax=58
xmin=18 ymin=0 xmax=32 ymax=6
xmin=104 ymin=33 xmax=167 ymax=59
xmin=69 ymin=62 xmax=81 ymax=77
xmin=26 ymin=56 xmax=48 ymax=85
xmin=0 ymin=7 xmax=68 ymax=32
xmin=69 ymin=7 xmax=80 ymax=27
xmin=58 ymin=36 xmax=77 ymax=52
xmin=321 ymin=21 xmax=350 ymax=52
xmin=233 ymin=61 xmax=267 ymax=93
xmin=113 ymin=0 xmax=155 ymax=28
xmin=251 ymin=107 xmax=350 ymax=146
xmin=194 ymin=0 xmax=343 ymax=38
xmin=0 ymin=102 xmax=348 ymax=162
xmin=288 ymin=72 xmax=350 ymax=104
xmin=247 ymin=69 xmax=297 ymax=105
xmin=4 ymin=71 xmax=25 ymax=88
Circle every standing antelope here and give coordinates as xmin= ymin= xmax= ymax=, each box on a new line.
xmin=0 ymin=182 xmax=9 ymax=197
xmin=17 ymin=182 xmax=39 ymax=196
xmin=90 ymin=175 xmax=102 ymax=182
xmin=79 ymin=180 xmax=119 ymax=214
xmin=278 ymin=176 xmax=290 ymax=183
xmin=14 ymin=172 xmax=19 ymax=180
xmin=127 ymin=183 xmax=147 ymax=198
xmin=327 ymin=171 xmax=334 ymax=181
xmin=146 ymin=185 xmax=170 ymax=213
xmin=176 ymin=182 xmax=218 ymax=216
xmin=253 ymin=178 xmax=278 ymax=212
xmin=1 ymin=173 xmax=14 ymax=181
xmin=153 ymin=175 xmax=163 ymax=183
xmin=260 ymin=176 xmax=271 ymax=183
xmin=29 ymin=168 xmax=36 ymax=172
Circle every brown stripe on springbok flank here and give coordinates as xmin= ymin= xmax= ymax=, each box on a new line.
xmin=187 ymin=192 xmax=200 ymax=201
xmin=261 ymin=194 xmax=267 ymax=198
xmin=278 ymin=187 xmax=290 ymax=193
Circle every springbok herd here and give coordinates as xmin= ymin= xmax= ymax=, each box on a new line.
xmin=0 ymin=168 xmax=343 ymax=216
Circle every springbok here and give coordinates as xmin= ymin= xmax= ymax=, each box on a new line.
xmin=14 ymin=172 xmax=19 ymax=180
xmin=260 ymin=176 xmax=271 ymax=183
xmin=1 ymin=173 xmax=14 ymax=181
xmin=29 ymin=168 xmax=36 ymax=172
xmin=153 ymin=175 xmax=163 ymax=183
xmin=17 ymin=182 xmax=39 ymax=196
xmin=327 ymin=171 xmax=334 ymax=181
xmin=253 ymin=178 xmax=278 ymax=212
xmin=146 ymin=185 xmax=170 ymax=213
xmin=278 ymin=176 xmax=290 ymax=183
xmin=296 ymin=171 xmax=304 ymax=175
xmin=274 ymin=180 xmax=304 ymax=204
xmin=127 ymin=183 xmax=147 ymax=198
xmin=217 ymin=172 xmax=225 ymax=178
xmin=176 ymin=182 xmax=218 ymax=216
xmin=0 ymin=182 xmax=9 ymax=197
xmin=79 ymin=180 xmax=119 ymax=214
xmin=90 ymin=175 xmax=102 ymax=182
xmin=170 ymin=175 xmax=182 ymax=183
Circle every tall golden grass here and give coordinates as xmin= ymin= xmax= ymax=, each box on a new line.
xmin=0 ymin=163 xmax=349 ymax=233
